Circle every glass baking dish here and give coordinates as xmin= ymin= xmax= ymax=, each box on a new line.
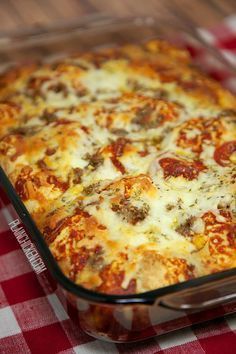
xmin=0 ymin=14 xmax=235 ymax=343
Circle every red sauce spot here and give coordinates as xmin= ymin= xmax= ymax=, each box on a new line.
xmin=27 ymin=76 xmax=50 ymax=97
xmin=58 ymin=244 xmax=66 ymax=254
xmin=168 ymin=258 xmax=195 ymax=280
xmin=202 ymin=211 xmax=235 ymax=256
xmin=0 ymin=101 xmax=21 ymax=119
xmin=214 ymin=140 xmax=236 ymax=166
xmin=159 ymin=157 xmax=206 ymax=180
xmin=45 ymin=147 xmax=57 ymax=156
xmin=219 ymin=210 xmax=232 ymax=220
xmin=202 ymin=212 xmax=217 ymax=226
xmin=47 ymin=175 xmax=69 ymax=191
xmin=227 ymin=225 xmax=236 ymax=248
xmin=110 ymin=156 xmax=126 ymax=174
xmin=37 ymin=159 xmax=48 ymax=170
xmin=97 ymin=224 xmax=107 ymax=230
xmin=94 ymin=245 xmax=102 ymax=254
xmin=111 ymin=137 xmax=128 ymax=157
xmin=70 ymin=229 xmax=78 ymax=239
xmin=28 ymin=76 xmax=49 ymax=88
xmin=43 ymin=216 xmax=71 ymax=244
xmin=97 ymin=264 xmax=136 ymax=294
xmin=15 ymin=166 xmax=33 ymax=200
xmin=31 ymin=175 xmax=42 ymax=188
xmin=138 ymin=150 xmax=149 ymax=157
xmin=178 ymin=80 xmax=218 ymax=103
xmin=15 ymin=178 xmax=28 ymax=200
xmin=69 ymin=245 xmax=104 ymax=281
xmin=53 ymin=119 xmax=75 ymax=126
xmin=109 ymin=138 xmax=128 ymax=174
xmin=44 ymin=209 xmax=91 ymax=244
xmin=0 ymin=134 xmax=25 ymax=161
xmin=74 ymin=208 xmax=90 ymax=218
xmin=81 ymin=125 xmax=90 ymax=134
xmin=71 ymin=247 xmax=90 ymax=275
xmin=177 ymin=118 xmax=223 ymax=155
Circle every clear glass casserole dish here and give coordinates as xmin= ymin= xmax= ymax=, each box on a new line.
xmin=0 ymin=14 xmax=235 ymax=343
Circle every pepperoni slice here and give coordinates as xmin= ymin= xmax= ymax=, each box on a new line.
xmin=159 ymin=157 xmax=206 ymax=180
xmin=214 ymin=141 xmax=236 ymax=166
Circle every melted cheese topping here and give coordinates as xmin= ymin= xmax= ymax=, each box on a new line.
xmin=0 ymin=40 xmax=235 ymax=294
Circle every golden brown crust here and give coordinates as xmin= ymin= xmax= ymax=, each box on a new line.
xmin=0 ymin=40 xmax=235 ymax=294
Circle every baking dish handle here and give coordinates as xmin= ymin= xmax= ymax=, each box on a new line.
xmin=159 ymin=275 xmax=236 ymax=311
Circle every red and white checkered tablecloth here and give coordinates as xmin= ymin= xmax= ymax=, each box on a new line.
xmin=1 ymin=15 xmax=236 ymax=354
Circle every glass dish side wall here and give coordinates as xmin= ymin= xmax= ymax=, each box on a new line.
xmin=67 ymin=291 xmax=236 ymax=342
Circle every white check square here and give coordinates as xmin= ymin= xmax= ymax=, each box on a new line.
xmin=0 ymin=250 xmax=31 ymax=282
xmin=73 ymin=340 xmax=119 ymax=354
xmin=47 ymin=293 xmax=69 ymax=321
xmin=226 ymin=313 xmax=236 ymax=331
xmin=157 ymin=327 xmax=197 ymax=349
xmin=12 ymin=297 xmax=58 ymax=331
xmin=226 ymin=14 xmax=236 ymax=31
xmin=0 ymin=306 xmax=21 ymax=339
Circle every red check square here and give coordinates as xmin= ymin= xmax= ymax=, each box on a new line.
xmin=1 ymin=271 xmax=45 ymax=305
xmin=0 ymin=231 xmax=19 ymax=256
xmin=12 ymin=297 xmax=58 ymax=331
xmin=23 ymin=322 xmax=72 ymax=354
xmin=0 ymin=333 xmax=30 ymax=354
